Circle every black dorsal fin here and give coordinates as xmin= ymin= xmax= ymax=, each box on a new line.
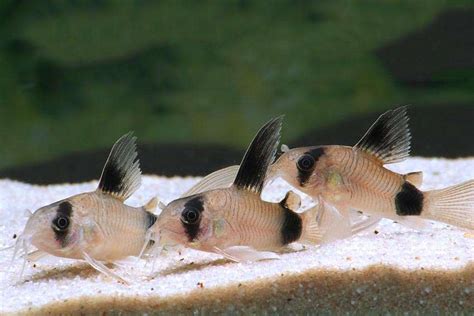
xmin=354 ymin=106 xmax=411 ymax=164
xmin=233 ymin=116 xmax=284 ymax=193
xmin=97 ymin=132 xmax=141 ymax=201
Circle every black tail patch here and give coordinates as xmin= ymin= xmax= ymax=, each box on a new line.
xmin=280 ymin=207 xmax=303 ymax=245
xmin=395 ymin=181 xmax=424 ymax=216
xmin=354 ymin=106 xmax=411 ymax=164
xmin=233 ymin=116 xmax=284 ymax=193
xmin=98 ymin=132 xmax=142 ymax=201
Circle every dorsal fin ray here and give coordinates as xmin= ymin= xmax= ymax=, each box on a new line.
xmin=97 ymin=132 xmax=141 ymax=201
xmin=233 ymin=116 xmax=284 ymax=193
xmin=181 ymin=165 xmax=240 ymax=198
xmin=354 ymin=106 xmax=411 ymax=164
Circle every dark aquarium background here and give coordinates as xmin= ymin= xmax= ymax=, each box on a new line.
xmin=0 ymin=1 xmax=473 ymax=184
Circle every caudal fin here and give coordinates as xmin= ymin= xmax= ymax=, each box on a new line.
xmin=423 ymin=180 xmax=474 ymax=231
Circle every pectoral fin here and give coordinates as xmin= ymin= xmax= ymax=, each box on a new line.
xmin=301 ymin=205 xmax=381 ymax=245
xmin=350 ymin=215 xmax=382 ymax=235
xmin=213 ymin=246 xmax=280 ymax=262
xmin=26 ymin=250 xmax=49 ymax=262
xmin=138 ymin=229 xmax=157 ymax=259
xmin=81 ymin=250 xmax=129 ymax=284
xmin=392 ymin=216 xmax=430 ymax=230
xmin=316 ymin=202 xmax=353 ymax=244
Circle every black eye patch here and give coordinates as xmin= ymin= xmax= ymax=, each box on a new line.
xmin=181 ymin=207 xmax=200 ymax=224
xmin=297 ymin=154 xmax=315 ymax=171
xmin=52 ymin=201 xmax=73 ymax=247
xmin=296 ymin=147 xmax=325 ymax=186
xmin=181 ymin=196 xmax=204 ymax=242
xmin=52 ymin=216 xmax=69 ymax=231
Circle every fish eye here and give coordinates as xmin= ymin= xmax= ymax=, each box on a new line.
xmin=297 ymin=154 xmax=315 ymax=171
xmin=181 ymin=207 xmax=200 ymax=224
xmin=53 ymin=216 xmax=69 ymax=231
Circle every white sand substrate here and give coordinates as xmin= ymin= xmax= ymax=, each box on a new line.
xmin=0 ymin=157 xmax=473 ymax=314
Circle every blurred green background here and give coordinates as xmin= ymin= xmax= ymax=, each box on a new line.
xmin=0 ymin=0 xmax=473 ymax=176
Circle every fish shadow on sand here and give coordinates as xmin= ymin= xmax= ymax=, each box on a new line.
xmin=155 ymin=247 xmax=309 ymax=278
xmin=25 ymin=262 xmax=107 ymax=283
xmin=156 ymin=258 xmax=231 ymax=278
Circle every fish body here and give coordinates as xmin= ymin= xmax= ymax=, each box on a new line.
xmin=151 ymin=117 xmax=333 ymax=262
xmin=274 ymin=145 xmax=406 ymax=218
xmin=270 ymin=106 xmax=474 ymax=231
xmin=157 ymin=187 xmax=307 ymax=255
xmin=14 ymin=132 xmax=157 ymax=282
xmin=27 ymin=192 xmax=155 ymax=262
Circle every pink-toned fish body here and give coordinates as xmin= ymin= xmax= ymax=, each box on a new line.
xmin=273 ymin=145 xmax=406 ymax=219
xmin=13 ymin=132 xmax=157 ymax=282
xmin=25 ymin=192 xmax=153 ymax=261
xmin=270 ymin=107 xmax=474 ymax=231
xmin=149 ymin=117 xmax=350 ymax=262
xmin=149 ymin=117 xmax=379 ymax=262
xmin=156 ymin=186 xmax=306 ymax=254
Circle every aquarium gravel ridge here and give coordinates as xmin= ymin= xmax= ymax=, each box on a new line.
xmin=0 ymin=157 xmax=473 ymax=314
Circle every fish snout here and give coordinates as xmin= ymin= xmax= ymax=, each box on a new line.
xmin=23 ymin=206 xmax=77 ymax=255
xmin=154 ymin=222 xmax=186 ymax=248
xmin=23 ymin=208 xmax=52 ymax=241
